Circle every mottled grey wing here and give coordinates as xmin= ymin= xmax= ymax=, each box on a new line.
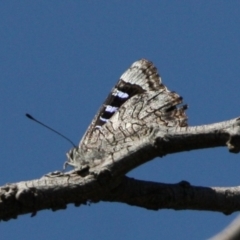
xmin=66 ymin=59 xmax=187 ymax=170
xmin=78 ymin=59 xmax=161 ymax=145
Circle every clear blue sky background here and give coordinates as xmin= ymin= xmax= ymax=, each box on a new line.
xmin=1 ymin=1 xmax=240 ymax=239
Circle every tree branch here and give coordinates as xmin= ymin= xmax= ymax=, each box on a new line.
xmin=209 ymin=215 xmax=240 ymax=240
xmin=103 ymin=176 xmax=240 ymax=215
xmin=93 ymin=117 xmax=240 ymax=176
xmin=0 ymin=171 xmax=120 ymax=221
xmin=1 ymin=173 xmax=240 ymax=221
xmin=0 ymin=117 xmax=240 ymax=221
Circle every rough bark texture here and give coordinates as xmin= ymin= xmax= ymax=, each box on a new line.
xmin=0 ymin=117 xmax=240 ymax=221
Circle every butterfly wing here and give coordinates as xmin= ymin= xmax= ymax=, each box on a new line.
xmin=66 ymin=59 xmax=187 ymax=169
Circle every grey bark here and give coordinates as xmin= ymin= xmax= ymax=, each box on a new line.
xmin=0 ymin=117 xmax=240 ymax=221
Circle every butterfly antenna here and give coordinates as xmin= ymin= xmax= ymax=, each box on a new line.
xmin=26 ymin=113 xmax=76 ymax=147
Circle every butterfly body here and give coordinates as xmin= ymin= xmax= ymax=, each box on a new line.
xmin=66 ymin=59 xmax=187 ymax=170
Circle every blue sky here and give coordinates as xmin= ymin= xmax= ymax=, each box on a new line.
xmin=1 ymin=1 xmax=240 ymax=239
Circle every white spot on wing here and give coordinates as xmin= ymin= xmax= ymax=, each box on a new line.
xmin=112 ymin=89 xmax=129 ymax=99
xmin=105 ymin=105 xmax=118 ymax=113
xmin=100 ymin=117 xmax=108 ymax=122
xmin=118 ymin=91 xmax=129 ymax=98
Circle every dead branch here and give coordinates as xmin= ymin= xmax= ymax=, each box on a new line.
xmin=0 ymin=117 xmax=240 ymax=221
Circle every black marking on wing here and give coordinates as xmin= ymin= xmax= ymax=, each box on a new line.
xmin=78 ymin=59 xmax=167 ymax=147
xmin=95 ymin=80 xmax=146 ymax=128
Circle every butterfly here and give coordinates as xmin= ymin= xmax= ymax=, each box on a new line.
xmin=66 ymin=59 xmax=187 ymax=170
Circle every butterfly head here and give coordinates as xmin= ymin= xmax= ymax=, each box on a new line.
xmin=65 ymin=145 xmax=105 ymax=171
xmin=65 ymin=147 xmax=84 ymax=170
